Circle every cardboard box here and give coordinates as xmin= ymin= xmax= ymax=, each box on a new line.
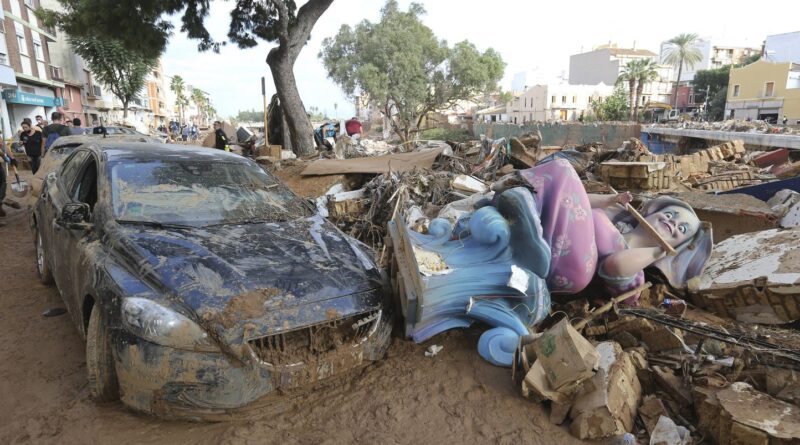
xmin=569 ymin=342 xmax=642 ymax=439
xmin=522 ymin=359 xmax=582 ymax=405
xmin=532 ymin=318 xmax=600 ymax=390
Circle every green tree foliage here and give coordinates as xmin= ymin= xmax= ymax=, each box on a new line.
xmin=68 ymin=36 xmax=156 ymax=118
xmin=692 ymin=65 xmax=730 ymax=104
xmin=319 ymin=1 xmax=505 ymax=142
xmin=39 ymin=0 xmax=333 ymax=155
xmin=707 ymin=86 xmax=728 ymax=121
xmin=663 ymin=33 xmax=703 ymax=106
xmin=236 ymin=109 xmax=264 ymax=122
xmin=590 ymin=85 xmax=629 ymax=122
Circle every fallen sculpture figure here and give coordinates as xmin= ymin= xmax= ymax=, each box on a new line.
xmin=395 ymin=158 xmax=713 ymax=366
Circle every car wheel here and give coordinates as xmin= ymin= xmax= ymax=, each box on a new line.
xmin=35 ymin=229 xmax=54 ymax=284
xmin=86 ymin=304 xmax=120 ymax=402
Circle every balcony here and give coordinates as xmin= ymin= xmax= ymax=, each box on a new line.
xmin=49 ymin=65 xmax=64 ymax=82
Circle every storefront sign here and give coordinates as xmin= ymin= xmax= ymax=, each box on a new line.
xmin=2 ymin=89 xmax=63 ymax=107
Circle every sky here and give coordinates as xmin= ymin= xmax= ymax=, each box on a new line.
xmin=162 ymin=0 xmax=800 ymax=119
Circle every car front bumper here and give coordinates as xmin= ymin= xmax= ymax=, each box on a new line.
xmin=113 ymin=312 xmax=392 ymax=420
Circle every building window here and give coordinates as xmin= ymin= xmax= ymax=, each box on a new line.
xmin=0 ymin=53 xmax=6 ymax=65
xmin=561 ymin=96 xmax=567 ymax=103
xmin=572 ymin=96 xmax=577 ymax=103
xmin=733 ymin=85 xmax=740 ymax=97
xmin=524 ymin=97 xmax=527 ymax=107
xmin=17 ymin=35 xmax=27 ymax=56
xmin=551 ymin=96 xmax=556 ymax=104
xmin=33 ymin=40 xmax=43 ymax=61
xmin=765 ymin=82 xmax=775 ymax=97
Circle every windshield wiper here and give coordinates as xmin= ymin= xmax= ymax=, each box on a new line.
xmin=116 ymin=220 xmax=194 ymax=230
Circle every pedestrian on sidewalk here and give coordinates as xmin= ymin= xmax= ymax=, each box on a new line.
xmin=20 ymin=121 xmax=43 ymax=174
xmin=181 ymin=124 xmax=189 ymax=142
xmin=35 ymin=115 xmax=46 ymax=130
xmin=213 ymin=121 xmax=228 ymax=150
xmin=42 ymin=112 xmax=71 ymax=153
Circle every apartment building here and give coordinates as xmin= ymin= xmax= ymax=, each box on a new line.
xmin=725 ymin=60 xmax=800 ymax=123
xmin=0 ymin=0 xmax=65 ymax=136
xmin=508 ymin=82 xmax=613 ymax=123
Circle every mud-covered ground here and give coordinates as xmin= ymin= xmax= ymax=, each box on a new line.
xmin=0 ymin=175 xmax=587 ymax=445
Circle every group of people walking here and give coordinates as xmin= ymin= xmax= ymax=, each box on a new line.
xmin=161 ymin=121 xmax=199 ymax=142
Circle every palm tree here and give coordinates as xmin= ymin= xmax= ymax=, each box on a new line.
xmin=191 ymin=88 xmax=208 ymax=124
xmin=663 ymin=33 xmax=703 ymax=108
xmin=170 ymin=75 xmax=187 ymax=123
xmin=617 ymin=62 xmax=640 ymax=121
xmin=634 ymin=59 xmax=660 ymax=121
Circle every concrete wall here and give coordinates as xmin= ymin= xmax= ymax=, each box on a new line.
xmin=569 ymin=49 xmax=620 ymax=85
xmin=473 ymin=122 xmax=641 ymax=148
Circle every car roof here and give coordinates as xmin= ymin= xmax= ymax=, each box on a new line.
xmin=50 ymin=134 xmax=159 ymax=149
xmin=84 ymin=142 xmax=251 ymax=164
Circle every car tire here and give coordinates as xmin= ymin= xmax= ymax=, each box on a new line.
xmin=86 ymin=304 xmax=120 ymax=402
xmin=35 ymin=228 xmax=54 ymax=284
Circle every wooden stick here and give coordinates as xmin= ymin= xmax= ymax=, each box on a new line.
xmin=573 ymin=282 xmax=652 ymax=331
xmin=625 ymin=203 xmax=678 ymax=256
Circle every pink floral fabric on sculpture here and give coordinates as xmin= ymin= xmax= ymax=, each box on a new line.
xmin=519 ymin=159 xmax=644 ymax=300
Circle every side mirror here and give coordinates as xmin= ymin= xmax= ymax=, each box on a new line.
xmin=57 ymin=203 xmax=92 ymax=230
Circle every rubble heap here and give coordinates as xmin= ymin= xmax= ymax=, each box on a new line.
xmin=651 ymin=119 xmax=799 ymax=135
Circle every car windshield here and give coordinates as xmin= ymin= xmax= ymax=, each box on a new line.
xmin=109 ymin=159 xmax=312 ymax=226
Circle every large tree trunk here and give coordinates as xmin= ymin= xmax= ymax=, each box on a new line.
xmin=672 ymin=60 xmax=683 ymax=108
xmin=267 ymin=53 xmax=313 ymax=155
xmin=122 ymin=100 xmax=129 ymax=119
xmin=267 ymin=0 xmax=334 ymax=156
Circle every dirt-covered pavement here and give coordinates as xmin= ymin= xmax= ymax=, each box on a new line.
xmin=0 ymin=180 xmax=587 ymax=445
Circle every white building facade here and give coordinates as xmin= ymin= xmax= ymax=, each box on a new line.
xmin=569 ymin=45 xmax=675 ymax=106
xmin=508 ymin=82 xmax=614 ymax=123
xmin=765 ymin=31 xmax=800 ymax=63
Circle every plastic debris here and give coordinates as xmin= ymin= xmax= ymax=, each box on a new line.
xmin=424 ymin=344 xmax=443 ymax=357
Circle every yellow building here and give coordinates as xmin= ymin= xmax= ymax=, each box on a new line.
xmin=726 ymin=60 xmax=800 ymax=124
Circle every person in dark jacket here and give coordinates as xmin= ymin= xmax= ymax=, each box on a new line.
xmin=20 ymin=121 xmax=43 ymax=174
xmin=213 ymin=121 xmax=228 ymax=150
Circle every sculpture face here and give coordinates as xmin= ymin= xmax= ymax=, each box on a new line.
xmin=644 ymin=204 xmax=700 ymax=248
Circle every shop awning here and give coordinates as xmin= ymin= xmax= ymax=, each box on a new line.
xmin=2 ymin=89 xmax=63 ymax=107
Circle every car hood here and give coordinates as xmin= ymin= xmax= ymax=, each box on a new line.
xmin=113 ymin=215 xmax=385 ymax=344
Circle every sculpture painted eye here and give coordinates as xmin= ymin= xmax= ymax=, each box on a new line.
xmin=678 ymin=224 xmax=687 ymax=234
xmin=664 ymin=211 xmax=674 ymax=219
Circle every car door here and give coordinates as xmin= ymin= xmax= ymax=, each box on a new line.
xmin=40 ymin=149 xmax=90 ymax=289
xmin=52 ymin=153 xmax=102 ymax=324
xmin=40 ymin=150 xmax=89 ymax=314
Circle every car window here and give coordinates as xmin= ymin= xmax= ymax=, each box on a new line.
xmin=109 ymin=159 xmax=312 ymax=226
xmin=58 ymin=150 xmax=90 ymax=190
xmin=72 ymin=155 xmax=99 ymax=210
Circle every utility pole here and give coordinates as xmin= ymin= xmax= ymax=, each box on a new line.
xmin=261 ymin=77 xmax=269 ymax=143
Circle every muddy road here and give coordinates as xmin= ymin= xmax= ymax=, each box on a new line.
xmin=0 ymin=186 xmax=586 ymax=444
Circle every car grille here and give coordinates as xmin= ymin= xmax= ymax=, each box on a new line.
xmin=247 ymin=310 xmax=381 ymax=366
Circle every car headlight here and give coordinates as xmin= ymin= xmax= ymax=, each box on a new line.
xmin=121 ymin=298 xmax=218 ymax=352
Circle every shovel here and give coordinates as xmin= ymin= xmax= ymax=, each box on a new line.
xmin=9 ymin=163 xmax=29 ymax=198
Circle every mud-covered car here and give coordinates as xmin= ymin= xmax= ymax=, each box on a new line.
xmin=32 ymin=143 xmax=392 ymax=419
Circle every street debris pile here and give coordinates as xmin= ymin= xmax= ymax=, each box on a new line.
xmin=261 ymin=130 xmax=800 ymax=443
xmin=651 ymin=118 xmax=800 ymax=135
